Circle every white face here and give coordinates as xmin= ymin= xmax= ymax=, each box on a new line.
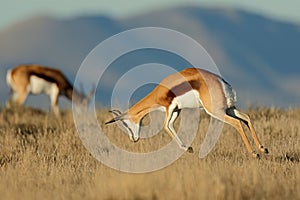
xmin=121 ymin=119 xmax=141 ymax=142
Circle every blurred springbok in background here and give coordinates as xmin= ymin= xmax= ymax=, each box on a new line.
xmin=6 ymin=64 xmax=94 ymax=115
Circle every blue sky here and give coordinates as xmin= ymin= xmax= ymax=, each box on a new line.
xmin=1 ymin=0 xmax=300 ymax=31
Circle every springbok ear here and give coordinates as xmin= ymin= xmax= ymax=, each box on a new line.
xmin=87 ymin=84 xmax=96 ymax=98
xmin=105 ymin=110 xmax=125 ymax=125
xmin=109 ymin=109 xmax=122 ymax=117
xmin=80 ymin=84 xmax=96 ymax=105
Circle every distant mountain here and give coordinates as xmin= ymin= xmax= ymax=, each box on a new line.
xmin=0 ymin=6 xmax=299 ymax=110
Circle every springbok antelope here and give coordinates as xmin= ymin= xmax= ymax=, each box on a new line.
xmin=106 ymin=68 xmax=268 ymax=157
xmin=6 ymin=64 xmax=94 ymax=115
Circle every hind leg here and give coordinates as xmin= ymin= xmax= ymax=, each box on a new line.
xmin=6 ymin=91 xmax=18 ymax=108
xmin=208 ymin=109 xmax=259 ymax=158
xmin=16 ymin=90 xmax=28 ymax=105
xmin=230 ymin=109 xmax=268 ymax=154
xmin=224 ymin=115 xmax=259 ymax=157
xmin=6 ymin=88 xmax=28 ymax=108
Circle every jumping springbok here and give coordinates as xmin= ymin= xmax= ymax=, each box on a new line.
xmin=106 ymin=68 xmax=268 ymax=157
xmin=6 ymin=64 xmax=94 ymax=115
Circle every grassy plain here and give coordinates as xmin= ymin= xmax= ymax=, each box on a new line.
xmin=0 ymin=106 xmax=299 ymax=200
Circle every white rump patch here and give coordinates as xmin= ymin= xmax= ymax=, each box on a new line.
xmin=219 ymin=78 xmax=237 ymax=107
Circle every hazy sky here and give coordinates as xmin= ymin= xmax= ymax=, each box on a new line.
xmin=1 ymin=0 xmax=300 ymax=31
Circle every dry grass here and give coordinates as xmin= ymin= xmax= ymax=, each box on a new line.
xmin=0 ymin=106 xmax=299 ymax=200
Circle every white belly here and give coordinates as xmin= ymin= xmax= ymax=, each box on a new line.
xmin=173 ymin=90 xmax=203 ymax=109
xmin=28 ymin=76 xmax=57 ymax=95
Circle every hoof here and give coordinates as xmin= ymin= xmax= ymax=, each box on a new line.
xmin=252 ymin=152 xmax=260 ymax=159
xmin=260 ymin=146 xmax=269 ymax=154
xmin=131 ymin=137 xmax=139 ymax=143
xmin=187 ymin=146 xmax=194 ymax=153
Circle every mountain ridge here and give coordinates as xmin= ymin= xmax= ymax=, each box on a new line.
xmin=1 ymin=6 xmax=299 ymax=109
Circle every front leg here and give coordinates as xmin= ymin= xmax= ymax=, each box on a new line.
xmin=164 ymin=107 xmax=193 ymax=153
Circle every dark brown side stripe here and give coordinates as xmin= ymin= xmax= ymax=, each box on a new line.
xmin=166 ymin=80 xmax=200 ymax=100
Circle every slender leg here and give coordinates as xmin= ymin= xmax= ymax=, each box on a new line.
xmin=164 ymin=107 xmax=193 ymax=152
xmin=208 ymin=107 xmax=259 ymax=157
xmin=51 ymin=99 xmax=59 ymax=116
xmin=224 ymin=115 xmax=260 ymax=157
xmin=6 ymin=91 xmax=19 ymax=108
xmin=233 ymin=109 xmax=268 ymax=154
xmin=16 ymin=89 xmax=28 ymax=106
xmin=6 ymin=86 xmax=28 ymax=109
xmin=49 ymin=85 xmax=60 ymax=116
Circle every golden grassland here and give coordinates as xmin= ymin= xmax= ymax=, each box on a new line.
xmin=0 ymin=106 xmax=299 ymax=200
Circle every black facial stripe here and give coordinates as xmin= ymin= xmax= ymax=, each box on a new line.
xmin=121 ymin=120 xmax=135 ymax=139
